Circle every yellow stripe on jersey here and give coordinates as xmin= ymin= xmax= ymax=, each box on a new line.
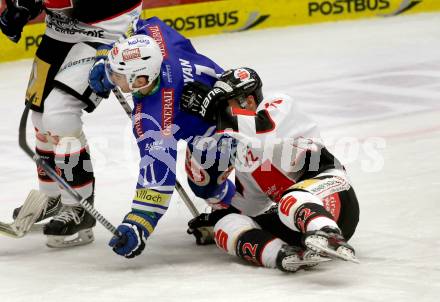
xmin=134 ymin=189 xmax=171 ymax=207
xmin=96 ymin=49 xmax=110 ymax=57
xmin=125 ymin=214 xmax=155 ymax=235
xmin=289 ymin=179 xmax=320 ymax=190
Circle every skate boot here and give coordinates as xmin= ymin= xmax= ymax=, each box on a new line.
xmin=44 ymin=196 xmax=96 ymax=248
xmin=276 ymin=244 xmax=331 ymax=272
xmin=303 ymin=227 xmax=359 ymax=263
xmin=13 ymin=194 xmax=61 ymax=223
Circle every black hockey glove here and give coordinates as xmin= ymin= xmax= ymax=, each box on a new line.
xmin=187 ymin=207 xmax=240 ymax=245
xmin=0 ymin=0 xmax=43 ymax=43
xmin=187 ymin=213 xmax=216 ymax=245
xmin=180 ymin=81 xmax=228 ymax=123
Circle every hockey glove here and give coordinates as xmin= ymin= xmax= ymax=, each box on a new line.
xmin=187 ymin=213 xmax=215 ymax=245
xmin=89 ymin=59 xmax=115 ymax=98
xmin=89 ymin=45 xmax=114 ymax=98
xmin=109 ymin=223 xmax=146 ymax=258
xmin=180 ymin=81 xmax=228 ymax=122
xmin=11 ymin=0 xmax=43 ymax=19
xmin=187 ymin=207 xmax=240 ymax=245
xmin=0 ymin=0 xmax=43 ymax=42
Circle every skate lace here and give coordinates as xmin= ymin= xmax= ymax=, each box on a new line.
xmin=53 ymin=206 xmax=82 ymax=224
xmin=47 ymin=197 xmax=59 ymax=208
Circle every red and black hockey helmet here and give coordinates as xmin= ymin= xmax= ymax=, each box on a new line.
xmin=214 ymin=67 xmax=264 ymax=106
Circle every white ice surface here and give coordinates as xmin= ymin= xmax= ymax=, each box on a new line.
xmin=0 ymin=13 xmax=439 ymax=302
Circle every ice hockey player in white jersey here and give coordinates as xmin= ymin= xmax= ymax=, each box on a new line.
xmin=0 ymin=0 xmax=143 ymax=247
xmin=180 ymin=67 xmax=360 ymax=272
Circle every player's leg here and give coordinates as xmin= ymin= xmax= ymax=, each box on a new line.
xmin=12 ymin=35 xmax=74 ymax=223
xmin=41 ymin=87 xmax=96 ymax=248
xmin=278 ymin=168 xmax=359 ymax=262
xmin=214 ymin=213 xmax=328 ymax=272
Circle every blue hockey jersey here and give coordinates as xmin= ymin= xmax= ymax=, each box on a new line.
xmin=123 ymin=17 xmax=224 ymax=236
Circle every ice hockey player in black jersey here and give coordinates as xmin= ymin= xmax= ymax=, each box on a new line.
xmin=181 ymin=67 xmax=360 ymax=272
xmin=0 ymin=0 xmax=143 ymax=247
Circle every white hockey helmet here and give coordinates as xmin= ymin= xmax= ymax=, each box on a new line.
xmin=106 ymin=34 xmax=163 ymax=92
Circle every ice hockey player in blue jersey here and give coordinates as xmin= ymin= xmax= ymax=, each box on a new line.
xmin=88 ymin=17 xmax=235 ymax=258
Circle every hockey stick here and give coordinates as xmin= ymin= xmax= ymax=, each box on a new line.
xmin=18 ymin=101 xmax=121 ymax=237
xmin=0 ymin=190 xmax=49 ymax=238
xmin=112 ymin=88 xmax=200 ymax=217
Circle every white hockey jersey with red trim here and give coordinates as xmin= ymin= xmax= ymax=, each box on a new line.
xmin=43 ymin=0 xmax=142 ymax=43
xmin=217 ymin=93 xmax=324 ymax=216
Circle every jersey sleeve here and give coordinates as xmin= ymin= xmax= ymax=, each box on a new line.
xmin=125 ymin=106 xmax=179 ymax=238
xmin=216 ymin=96 xmax=293 ymax=141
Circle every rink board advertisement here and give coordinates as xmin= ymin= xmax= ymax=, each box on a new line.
xmin=0 ymin=0 xmax=439 ymax=63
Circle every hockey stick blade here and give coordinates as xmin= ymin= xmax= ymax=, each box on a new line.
xmin=0 ymin=221 xmax=22 ymax=238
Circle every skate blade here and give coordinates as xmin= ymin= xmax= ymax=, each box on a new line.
xmin=281 ymin=254 xmax=331 ymax=272
xmin=305 ymin=236 xmax=360 ymax=264
xmin=46 ymin=229 xmax=94 ymax=248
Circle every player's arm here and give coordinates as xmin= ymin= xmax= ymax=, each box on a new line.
xmin=109 ymin=127 xmax=178 ymax=258
xmin=0 ymin=0 xmax=43 ymax=43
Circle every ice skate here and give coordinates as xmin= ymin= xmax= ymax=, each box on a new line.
xmin=303 ymin=227 xmax=359 ymax=263
xmin=276 ymin=245 xmax=331 ymax=272
xmin=44 ymin=196 xmax=96 ymax=248
xmin=13 ymin=193 xmax=61 ymax=223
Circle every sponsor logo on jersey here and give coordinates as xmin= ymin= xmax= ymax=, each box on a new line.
xmin=45 ymin=12 xmax=105 ymax=38
xmin=122 ymin=48 xmax=141 ymax=61
xmin=134 ymin=103 xmax=144 ymax=138
xmin=147 ymin=25 xmax=169 ymax=59
xmin=162 ymin=88 xmax=174 ymax=136
xmin=306 ymin=176 xmax=351 ymax=198
xmin=58 ymin=57 xmax=94 ymax=73
xmin=163 ymin=64 xmax=173 ymax=84
xmin=251 ymin=160 xmax=295 ymax=202
xmin=134 ymin=189 xmax=170 ymax=206
xmin=322 ymin=192 xmax=342 ymax=220
xmin=308 ymin=0 xmax=391 ymax=17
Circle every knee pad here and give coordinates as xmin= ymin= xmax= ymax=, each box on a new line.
xmin=214 ymin=213 xmax=260 ymax=256
xmin=278 ymin=190 xmax=334 ymax=233
xmin=42 ymin=89 xmax=84 ymax=138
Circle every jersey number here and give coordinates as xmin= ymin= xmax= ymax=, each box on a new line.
xmin=44 ymin=0 xmax=73 ymax=10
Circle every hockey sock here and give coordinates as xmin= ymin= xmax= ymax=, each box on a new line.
xmin=236 ymin=229 xmax=285 ymax=268
xmin=54 ymin=133 xmax=94 ymax=205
